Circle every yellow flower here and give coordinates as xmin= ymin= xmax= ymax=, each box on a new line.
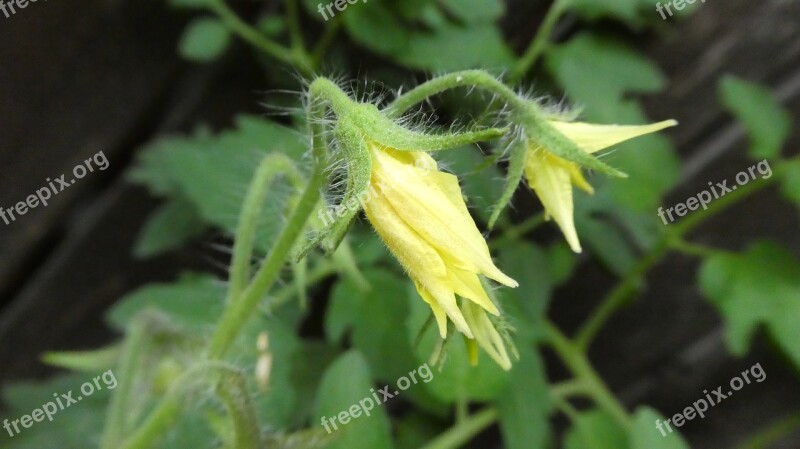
xmin=525 ymin=120 xmax=678 ymax=252
xmin=361 ymin=143 xmax=517 ymax=369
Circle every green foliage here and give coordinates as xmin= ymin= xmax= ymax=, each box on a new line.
xmin=719 ymin=76 xmax=792 ymax=160
xmin=10 ymin=1 xmax=800 ymax=449
xmin=339 ymin=0 xmax=514 ymax=71
xmin=314 ymin=351 xmax=395 ymax=449
xmin=179 ymin=18 xmax=232 ymax=62
xmin=699 ymin=242 xmax=800 ymax=369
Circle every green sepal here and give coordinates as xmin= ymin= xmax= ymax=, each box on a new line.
xmin=525 ymin=105 xmax=627 ymax=178
xmin=357 ymin=103 xmax=507 ymax=152
xmin=295 ymin=119 xmax=371 ymax=260
xmin=488 ymin=135 xmax=528 ymax=229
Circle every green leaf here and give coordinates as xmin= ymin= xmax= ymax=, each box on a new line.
xmin=629 ymin=407 xmax=690 ymax=449
xmin=179 ymin=18 xmax=232 ymax=62
xmin=779 ymin=159 xmax=800 ymax=207
xmin=42 ymin=346 xmax=120 ymax=373
xmin=497 ymin=347 xmax=552 ymax=449
xmin=341 ymin=0 xmax=513 ymax=71
xmin=719 ymin=76 xmax=792 ymax=159
xmin=134 ymin=198 xmax=207 ymax=258
xmin=2 ymin=374 xmax=112 ymax=449
xmin=130 ymin=116 xmax=307 ymax=254
xmin=496 ymin=241 xmax=574 ymax=340
xmin=439 ymin=0 xmax=504 ymax=23
xmin=106 ymin=273 xmax=226 ymax=332
xmin=564 ymin=410 xmax=629 ymax=449
xmin=314 ymin=351 xmax=395 ymax=449
xmin=439 ymin=145 xmax=506 ymax=225
xmin=326 ymin=270 xmax=421 ymax=381
xmin=699 ymin=241 xmax=800 ymax=369
xmin=568 ymin=0 xmax=688 ymax=23
xmin=546 ymin=34 xmax=666 ymax=123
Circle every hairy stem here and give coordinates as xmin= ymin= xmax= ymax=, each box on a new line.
xmin=384 ymin=70 xmax=529 ymax=119
xmin=228 ymin=154 xmax=304 ymax=301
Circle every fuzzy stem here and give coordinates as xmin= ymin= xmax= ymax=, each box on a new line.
xmin=207 ymin=79 xmax=343 ymax=359
xmin=118 ymin=363 xmax=251 ymax=449
xmin=385 ymin=70 xmax=528 ymax=119
xmin=228 ymin=154 xmax=304 ymax=301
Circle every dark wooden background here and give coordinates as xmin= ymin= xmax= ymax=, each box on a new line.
xmin=0 ymin=0 xmax=798 ymax=447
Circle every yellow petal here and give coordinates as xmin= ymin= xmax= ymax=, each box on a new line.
xmin=371 ymin=146 xmax=517 ymax=288
xmin=415 ymin=282 xmax=450 ymax=339
xmin=524 ymin=147 xmax=582 ymax=253
xmin=462 ymin=302 xmax=512 ymax=370
xmin=548 ymin=119 xmax=678 ymax=154
xmin=446 ymin=266 xmax=500 ymax=315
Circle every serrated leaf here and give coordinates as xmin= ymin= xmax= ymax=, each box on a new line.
xmin=314 ymin=351 xmax=395 ymax=449
xmin=699 ymin=241 xmax=800 ymax=369
xmin=719 ymin=76 xmax=792 ymax=159
xmin=130 ymin=116 xmax=307 ymax=254
xmin=179 ymin=18 xmax=232 ymax=62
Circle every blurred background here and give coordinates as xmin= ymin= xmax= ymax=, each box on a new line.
xmin=0 ymin=0 xmax=799 ymax=447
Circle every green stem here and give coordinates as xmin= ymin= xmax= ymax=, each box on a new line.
xmin=284 ymin=0 xmax=304 ymax=53
xmin=510 ymin=0 xmax=569 ymax=83
xmin=312 ymin=19 xmax=341 ymax=65
xmin=216 ymin=369 xmax=261 ymax=449
xmin=118 ymin=363 xmax=249 ymax=449
xmin=207 ymin=79 xmax=342 ymax=359
xmin=210 ymin=0 xmax=313 ymax=76
xmin=492 ymin=213 xmax=546 ymax=249
xmin=261 ymin=261 xmax=338 ymax=312
xmin=545 ymin=321 xmax=632 ymax=429
xmin=384 ymin=70 xmax=528 ymax=119
xmin=101 ymin=318 xmax=150 ymax=449
xmin=575 ymin=168 xmax=780 ymax=350
xmin=736 ymin=412 xmax=800 ymax=449
xmin=669 ymin=239 xmax=729 ymax=258
xmin=418 ymin=407 xmax=498 ymax=449
xmin=228 ymin=154 xmax=304 ymax=301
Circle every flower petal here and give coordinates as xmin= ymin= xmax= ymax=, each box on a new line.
xmin=548 ymin=119 xmax=678 ymax=154
xmin=524 ymin=147 xmax=582 ymax=253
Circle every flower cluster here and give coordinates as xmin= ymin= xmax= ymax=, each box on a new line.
xmin=303 ymin=74 xmax=676 ymax=370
